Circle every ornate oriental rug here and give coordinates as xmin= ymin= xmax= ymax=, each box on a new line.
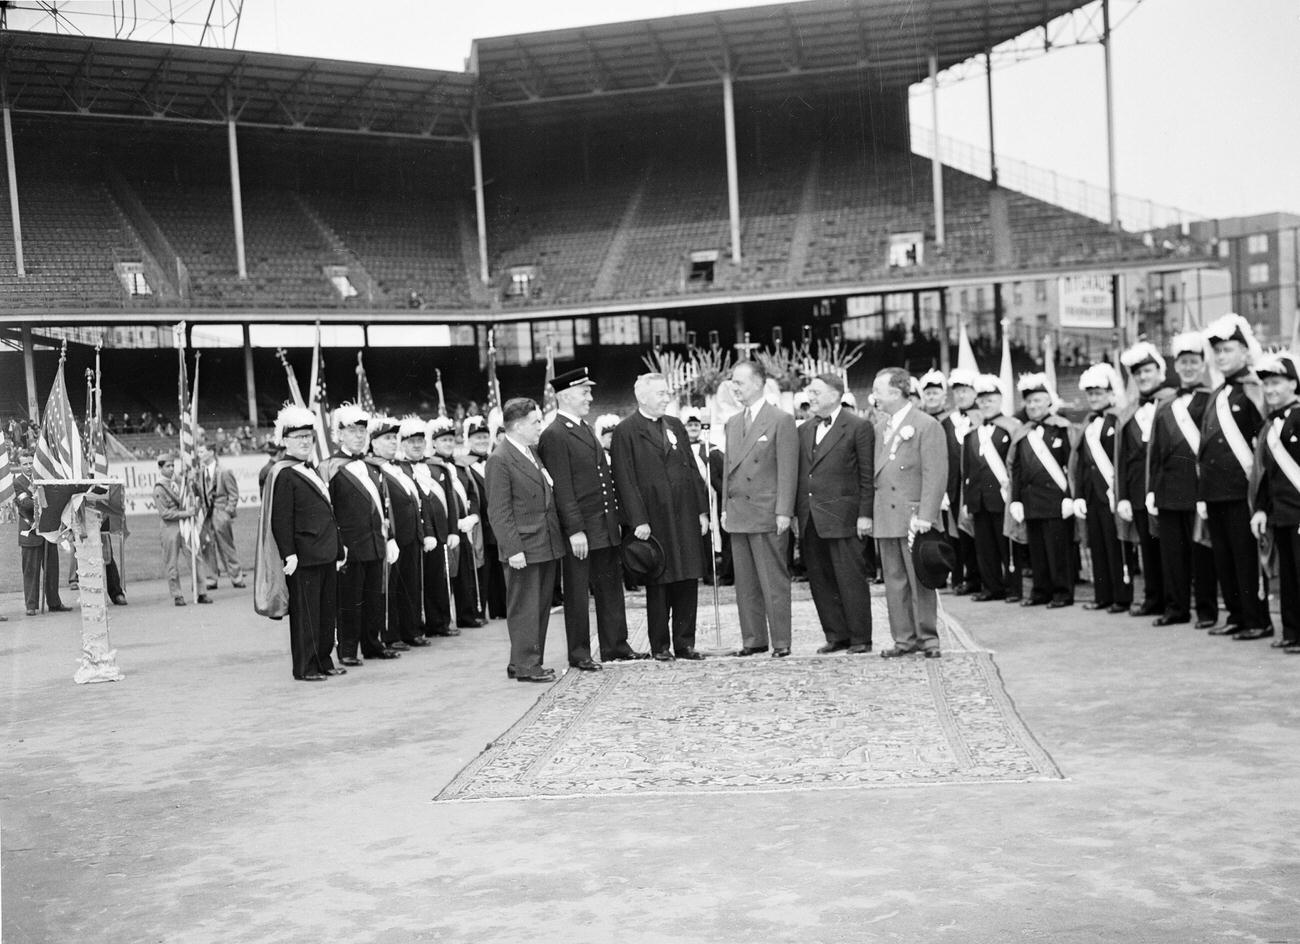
xmin=437 ymin=599 xmax=1060 ymax=802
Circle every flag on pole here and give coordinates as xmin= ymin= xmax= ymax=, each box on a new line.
xmin=1042 ymin=330 xmax=1058 ymax=402
xmin=997 ymin=319 xmax=1014 ymax=417
xmin=33 ymin=345 xmax=85 ymax=483
xmin=306 ymin=324 xmax=332 ymax=465
xmin=84 ymin=356 xmax=109 ymax=478
xmin=175 ymin=330 xmax=205 ymax=555
xmin=486 ymin=329 xmax=503 ymax=436
xmin=435 ymin=368 xmax=448 ymax=419
xmin=277 ymin=348 xmax=306 ymax=409
xmin=356 ymin=351 xmax=376 ymax=414
xmin=542 ymin=339 xmax=558 ymax=420
xmin=956 ymin=320 xmax=979 ymax=375
xmin=0 ymin=429 xmax=14 ymax=508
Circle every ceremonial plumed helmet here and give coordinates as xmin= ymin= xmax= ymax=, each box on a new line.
xmin=274 ymin=405 xmax=316 ymax=445
xmin=947 ymin=368 xmax=977 ymax=389
xmin=918 ymin=368 xmax=947 ymax=391
xmin=1204 ymin=312 xmax=1263 ymax=362
xmin=332 ymin=402 xmax=369 ymax=435
xmin=1078 ymin=362 xmax=1122 ymax=393
xmin=1119 ymin=341 xmax=1166 ymax=376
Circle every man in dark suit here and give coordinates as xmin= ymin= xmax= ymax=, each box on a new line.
xmin=398 ymin=416 xmax=447 ymax=640
xmin=486 ymin=397 xmax=567 ymax=683
xmin=372 ymin=416 xmax=430 ymax=651
xmin=869 ymin=367 xmax=949 ymax=658
xmin=263 ymin=406 xmax=345 ymax=682
xmin=796 ymin=373 xmax=875 ymax=654
xmin=962 ymin=376 xmax=1021 ymax=601
xmin=322 ymin=404 xmax=400 ymax=665
xmin=15 ymin=452 xmax=72 ymax=616
xmin=938 ymin=369 xmax=981 ymax=594
xmin=1148 ymin=332 xmax=1218 ymax=628
xmin=197 ymin=442 xmax=245 ymax=589
xmin=466 ymin=416 xmax=507 ymax=620
xmin=426 ymin=418 xmax=465 ymax=635
xmin=611 ymin=373 xmax=711 ymax=661
xmin=722 ymin=359 xmax=799 ymax=657
xmin=538 ymin=367 xmax=645 ymax=669
xmin=1073 ymin=363 xmax=1133 ymax=615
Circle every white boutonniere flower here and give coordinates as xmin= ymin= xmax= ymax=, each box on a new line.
xmin=899 ymin=425 xmax=915 ymax=441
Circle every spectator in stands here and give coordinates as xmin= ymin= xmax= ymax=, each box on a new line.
xmin=140 ymin=412 xmax=153 ymax=434
xmin=215 ymin=428 xmax=229 ymax=454
xmin=163 ymin=420 xmax=176 ymax=437
xmin=106 ymin=414 xmax=118 ymax=433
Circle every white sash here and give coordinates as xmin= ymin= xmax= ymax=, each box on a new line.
xmin=343 ymin=460 xmax=387 ymax=536
xmin=1171 ymin=396 xmax=1201 ymax=454
xmin=1028 ymin=427 xmax=1069 ymax=494
xmin=977 ymin=425 xmax=1009 ymax=487
xmin=1214 ymin=388 xmax=1254 ymax=477
xmin=290 ymin=463 xmax=332 ymax=504
xmin=384 ymin=462 xmax=420 ymax=501
xmin=950 ymin=410 xmax=974 ymax=442
xmin=412 ymin=463 xmax=448 ymax=514
xmin=1084 ymin=417 xmax=1116 ymax=496
xmin=1267 ymin=418 xmax=1300 ymax=496
xmin=1133 ymin=402 xmax=1156 ymax=444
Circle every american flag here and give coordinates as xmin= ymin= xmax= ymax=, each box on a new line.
xmin=356 ymin=351 xmax=376 ymax=414
xmin=485 ymin=329 xmax=503 ymax=438
xmin=542 ymin=339 xmax=557 ymax=417
xmin=84 ymin=363 xmax=109 ymax=478
xmin=33 ymin=349 xmax=84 ymax=483
xmin=306 ymin=325 xmax=332 ymax=464
xmin=0 ymin=429 xmax=13 ymax=508
xmin=175 ymin=330 xmax=204 ymax=554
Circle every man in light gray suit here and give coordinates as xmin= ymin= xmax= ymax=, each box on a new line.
xmin=722 ymin=359 xmax=799 ymax=657
xmin=869 ymin=367 xmax=949 ymax=658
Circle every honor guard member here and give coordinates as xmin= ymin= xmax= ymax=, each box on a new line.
xmin=262 ymin=405 xmax=344 ymax=681
xmin=398 ymin=416 xmax=445 ymax=640
xmin=1007 ymin=373 xmax=1078 ymax=608
xmin=466 ymin=416 xmax=507 ymax=620
xmin=1116 ymin=342 xmax=1174 ymax=620
xmin=16 ymin=452 xmax=72 ymax=615
xmin=454 ymin=443 xmax=489 ymax=625
xmin=324 ymin=404 xmax=399 ymax=664
xmin=1249 ymin=352 xmax=1300 ymax=651
xmin=154 ymin=452 xmax=211 ymax=607
xmin=429 ymin=419 xmax=480 ymax=627
xmin=1148 ymin=332 xmax=1219 ymax=628
xmin=963 ymin=375 xmax=1021 ymax=601
xmin=1199 ymin=313 xmax=1270 ymax=639
xmin=538 ymin=366 xmax=647 ymax=668
xmin=1073 ymin=363 xmax=1134 ymax=614
xmin=369 ymin=415 xmax=426 ymax=651
xmin=593 ymin=414 xmax=620 ymax=467
xmin=486 ymin=398 xmax=567 ymax=682
xmin=939 ymin=368 xmax=982 ymax=594
xmin=682 ymin=408 xmax=715 ymax=579
xmin=427 ymin=418 xmax=464 ymax=634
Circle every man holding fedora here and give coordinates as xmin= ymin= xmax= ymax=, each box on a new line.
xmin=486 ymin=398 xmax=567 ymax=682
xmin=869 ymin=367 xmax=948 ymax=658
xmin=611 ymin=373 xmax=710 ymax=661
xmin=796 ymin=373 xmax=875 ymax=654
xmin=538 ymin=366 xmax=646 ymax=668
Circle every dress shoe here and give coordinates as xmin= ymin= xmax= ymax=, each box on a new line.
xmin=457 ymin=618 xmax=488 ymax=628
xmin=339 ymin=657 xmax=363 ymax=667
xmin=1233 ymin=627 xmax=1274 ymax=640
xmin=879 ymin=647 xmax=917 ymax=658
xmin=405 ymin=637 xmax=432 ymax=647
xmin=1004 ymin=595 xmax=1022 ymax=604
xmin=204 ymin=582 xmax=218 ymax=591
xmin=1270 ymin=638 xmax=1288 ymax=649
xmin=48 ymin=604 xmax=73 ymax=612
xmin=231 ymin=581 xmax=247 ymax=589
xmin=173 ymin=597 xmax=186 ymax=607
xmin=1153 ymin=616 xmax=1189 ymax=627
xmin=1105 ymin=603 xmax=1129 ymax=615
xmin=922 ymin=649 xmax=942 ymax=659
xmin=732 ymin=646 xmax=769 ymax=657
xmin=430 ymin=627 xmax=462 ymax=637
xmin=517 ymin=671 xmax=556 ymax=683
xmin=299 ymin=674 xmax=326 ymax=682
xmin=1194 ymin=619 xmax=1218 ymax=630
xmin=652 ymin=651 xmax=675 ymax=662
xmin=68 ymin=581 xmax=79 ymax=590
xmin=323 ymin=667 xmax=348 ymax=676
xmin=1206 ymin=624 xmax=1239 ymax=636
xmin=1130 ymin=603 xmax=1160 ymax=617
xmin=196 ymin=595 xmax=213 ymax=605
xmin=816 ymin=641 xmax=850 ymax=654
xmin=1020 ymin=598 xmax=1047 ymax=607
xmin=570 ymin=658 xmax=601 ymax=671
xmin=1284 ymin=644 xmax=1300 ymax=654
xmin=676 ymin=649 xmax=706 ymax=661
xmin=771 ymin=648 xmax=791 ymax=658
xmin=1082 ymin=602 xmax=1111 ymax=611
xmin=951 ymin=582 xmax=975 ymax=596
xmin=970 ymin=592 xmax=1004 ymax=602
xmin=26 ymin=608 xmax=38 ymax=616
xmin=605 ymin=650 xmax=651 ymax=661
xmin=388 ymin=641 xmax=411 ymax=651
xmin=369 ymin=649 xmax=400 ymax=659
xmin=1046 ymin=600 xmax=1072 ymax=609
xmin=847 ymin=644 xmax=872 ymax=654
xmin=111 ymin=595 xmax=128 ymax=605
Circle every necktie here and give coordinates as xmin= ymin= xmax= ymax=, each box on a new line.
xmin=820 ymin=416 xmax=833 ymax=427
xmin=742 ymin=409 xmax=752 ymax=435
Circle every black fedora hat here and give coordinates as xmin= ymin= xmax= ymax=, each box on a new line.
xmin=911 ymin=529 xmax=956 ymax=590
xmin=620 ymin=532 xmax=666 ymax=585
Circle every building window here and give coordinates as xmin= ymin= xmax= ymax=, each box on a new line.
xmin=975 ymin=287 xmax=986 ymax=312
xmin=959 ymin=289 xmax=969 ymax=312
xmin=116 ymin=262 xmax=152 ymax=297
xmin=1249 ymin=263 xmax=1270 ymax=285
xmin=1253 ymin=291 xmax=1269 ymax=312
xmin=596 ymin=315 xmax=640 ymax=345
xmin=888 ymin=232 xmax=923 ymax=268
xmin=1218 ymin=240 xmax=1231 ymax=259
xmin=1246 ymin=233 xmax=1269 ymax=255
xmin=1035 ymin=281 xmax=1047 ymax=302
xmin=322 ymin=265 xmax=357 ymax=299
xmin=1013 ymin=283 xmax=1023 ymax=307
xmin=505 ymin=265 xmax=537 ymax=298
xmin=688 ymin=250 xmax=717 ymax=284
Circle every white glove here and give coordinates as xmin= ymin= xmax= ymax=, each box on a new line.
xmin=1116 ymin=499 xmax=1134 ymax=523
xmin=1061 ymin=498 xmax=1075 ymax=519
xmin=1073 ymin=498 xmax=1088 ymax=519
xmin=458 ymin=514 xmax=480 ymax=533
xmin=446 ymin=534 xmax=461 ymax=552
xmin=941 ymin=493 xmax=951 ymax=512
xmin=1196 ymin=501 xmax=1208 ymax=521
xmin=423 ymin=536 xmax=438 ymax=552
xmin=282 ymin=554 xmax=298 ymax=577
xmin=1009 ymin=501 xmax=1025 ymax=524
xmin=1250 ymin=511 xmax=1268 ymax=539
xmin=1145 ymin=493 xmax=1158 ymax=518
xmin=386 ymin=539 xmax=400 ymax=564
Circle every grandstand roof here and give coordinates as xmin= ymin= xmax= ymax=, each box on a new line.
xmin=473 ymin=0 xmax=1090 ymax=121
xmin=0 ymin=31 xmax=476 ymax=140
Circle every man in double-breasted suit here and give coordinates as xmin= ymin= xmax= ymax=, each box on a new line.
xmin=198 ymin=443 xmax=244 ymax=589
xmin=486 ymin=398 xmax=567 ymax=682
xmin=538 ymin=367 xmax=645 ymax=668
xmin=869 ymin=367 xmax=948 ymax=658
xmin=722 ymin=359 xmax=799 ymax=656
xmin=611 ymin=373 xmax=711 ymax=661
xmin=796 ymin=373 xmax=875 ymax=653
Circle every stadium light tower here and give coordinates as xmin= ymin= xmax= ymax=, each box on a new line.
xmin=0 ymin=0 xmax=245 ymax=48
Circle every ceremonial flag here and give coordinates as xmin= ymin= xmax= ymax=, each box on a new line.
xmin=277 ymin=348 xmax=306 ymax=409
xmin=956 ymin=320 xmax=979 ymax=375
xmin=84 ymin=351 xmax=109 ymax=478
xmin=1043 ymin=331 xmax=1058 ymax=404
xmin=542 ymin=340 xmax=557 ymax=419
xmin=435 ymin=368 xmax=448 ymax=419
xmin=356 ymin=351 xmax=376 ymax=413
xmin=486 ymin=329 xmax=503 ymax=436
xmin=306 ymin=325 xmax=332 ymax=464
xmin=0 ymin=429 xmax=13 ymax=508
xmin=33 ymin=347 xmax=84 ymax=483
xmin=997 ymin=319 xmax=1014 ymax=417
xmin=176 ymin=333 xmax=204 ymax=555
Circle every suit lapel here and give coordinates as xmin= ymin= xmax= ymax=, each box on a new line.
xmin=809 ymin=414 xmax=846 ymax=470
xmin=727 ymin=402 xmax=770 ymax=472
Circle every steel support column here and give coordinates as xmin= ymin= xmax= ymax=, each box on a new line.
xmin=472 ymin=130 xmax=490 ymax=285
xmin=723 ymin=72 xmax=742 ymax=264
xmin=227 ymin=116 xmax=247 ymax=279
xmin=929 ymin=53 xmax=945 ymax=248
xmin=243 ymin=323 xmax=258 ymax=427
xmin=22 ymin=324 xmax=37 ymax=421
xmin=938 ymin=288 xmax=950 ymax=373
xmin=4 ymin=105 xmax=24 ymax=276
xmin=985 ymin=48 xmax=998 ymax=189
xmin=1102 ymin=0 xmax=1120 ymax=230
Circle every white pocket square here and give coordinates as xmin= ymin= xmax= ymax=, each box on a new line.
xmin=758 ymin=434 xmax=769 ymax=442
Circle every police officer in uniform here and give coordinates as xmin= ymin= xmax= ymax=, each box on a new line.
xmin=1249 ymin=351 xmax=1300 ymax=651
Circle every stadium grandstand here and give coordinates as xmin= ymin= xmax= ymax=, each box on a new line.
xmin=0 ymin=0 xmax=1222 ymax=434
